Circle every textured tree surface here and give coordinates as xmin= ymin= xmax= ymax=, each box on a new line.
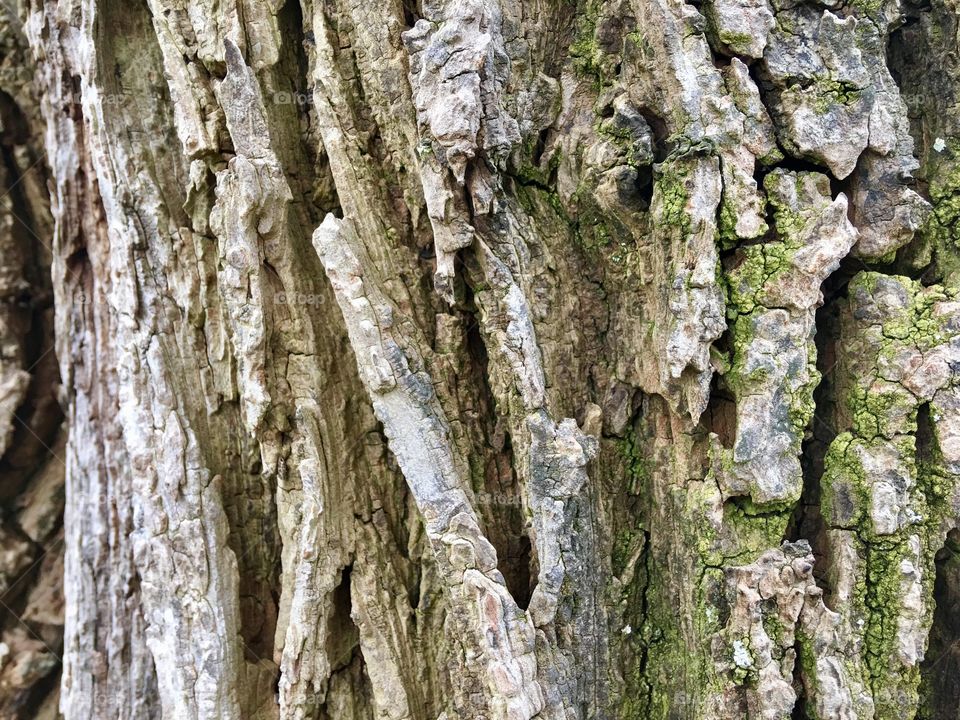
xmin=0 ymin=0 xmax=960 ymax=717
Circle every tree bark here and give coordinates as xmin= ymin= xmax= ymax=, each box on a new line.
xmin=0 ymin=0 xmax=959 ymax=718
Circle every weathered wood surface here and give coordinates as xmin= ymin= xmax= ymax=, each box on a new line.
xmin=0 ymin=0 xmax=959 ymax=717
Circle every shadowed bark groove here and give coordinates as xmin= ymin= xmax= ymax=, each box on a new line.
xmin=0 ymin=0 xmax=957 ymax=718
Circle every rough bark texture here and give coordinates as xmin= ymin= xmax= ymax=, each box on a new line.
xmin=0 ymin=0 xmax=959 ymax=718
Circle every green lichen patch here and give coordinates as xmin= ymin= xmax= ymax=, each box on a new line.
xmin=568 ymin=0 xmax=618 ymax=89
xmin=618 ymin=427 xmax=651 ymax=496
xmin=810 ymin=77 xmax=865 ymax=113
xmin=721 ymin=497 xmax=793 ymax=560
xmin=512 ymin=133 xmax=562 ymax=188
xmin=724 ymin=242 xmax=796 ymax=319
xmin=816 ymin=266 xmax=960 ymax=718
xmin=919 ymin=136 xmax=960 ymax=284
xmin=650 ymin=161 xmax=693 ymax=237
xmin=724 ymin=171 xmax=834 ymax=318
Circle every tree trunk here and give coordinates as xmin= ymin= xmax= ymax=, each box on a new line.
xmin=0 ymin=0 xmax=959 ymax=717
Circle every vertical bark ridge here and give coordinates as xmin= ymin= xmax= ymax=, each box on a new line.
xmin=0 ymin=6 xmax=64 ymax=716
